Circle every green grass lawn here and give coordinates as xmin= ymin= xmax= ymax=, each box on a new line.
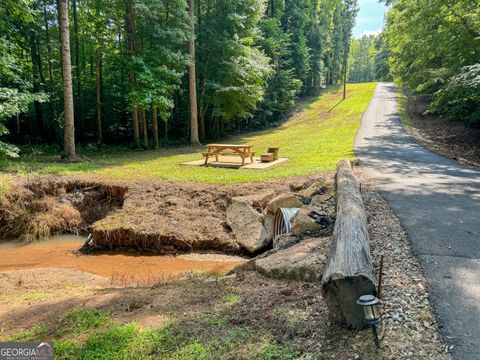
xmin=6 ymin=309 xmax=310 ymax=360
xmin=1 ymin=83 xmax=376 ymax=183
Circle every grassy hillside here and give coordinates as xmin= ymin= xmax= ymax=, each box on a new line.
xmin=1 ymin=83 xmax=376 ymax=183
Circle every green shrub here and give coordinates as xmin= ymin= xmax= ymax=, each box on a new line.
xmin=430 ymin=64 xmax=480 ymax=124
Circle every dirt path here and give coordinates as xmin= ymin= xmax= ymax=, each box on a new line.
xmin=355 ymin=82 xmax=480 ymax=360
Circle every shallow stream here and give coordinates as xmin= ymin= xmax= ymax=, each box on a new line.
xmin=0 ymin=235 xmax=245 ymax=281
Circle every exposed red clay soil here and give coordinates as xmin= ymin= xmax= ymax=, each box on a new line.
xmin=0 ymin=179 xmax=449 ymax=359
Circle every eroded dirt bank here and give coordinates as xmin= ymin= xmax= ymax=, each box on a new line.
xmin=0 ymin=177 xmax=125 ymax=240
xmin=0 ymin=174 xmax=334 ymax=255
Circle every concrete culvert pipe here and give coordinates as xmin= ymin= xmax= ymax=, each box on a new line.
xmin=274 ymin=208 xmax=300 ymax=238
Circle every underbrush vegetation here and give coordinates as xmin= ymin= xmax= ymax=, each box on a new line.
xmin=1 ymin=83 xmax=375 ymax=183
xmin=396 ymin=90 xmax=410 ymax=127
xmin=384 ymin=0 xmax=479 ymax=125
xmin=396 ymin=86 xmax=480 ymax=168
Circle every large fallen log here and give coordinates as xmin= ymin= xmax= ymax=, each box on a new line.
xmin=321 ymin=159 xmax=376 ymax=330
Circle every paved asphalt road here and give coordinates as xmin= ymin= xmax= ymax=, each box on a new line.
xmin=355 ymin=83 xmax=480 ymax=360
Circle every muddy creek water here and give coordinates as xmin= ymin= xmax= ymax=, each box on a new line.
xmin=0 ymin=235 xmax=245 ymax=281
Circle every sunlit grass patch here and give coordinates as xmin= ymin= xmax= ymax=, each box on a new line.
xmin=2 ymin=83 xmax=376 ymax=183
xmin=222 ymin=292 xmax=241 ymax=306
xmin=78 ymin=322 xmax=138 ymax=360
xmin=396 ymin=89 xmax=410 ymax=127
xmin=3 ymin=308 xmax=109 ymax=344
xmin=0 ymin=175 xmax=10 ymax=200
xmin=60 ymin=308 xmax=109 ymax=333
xmin=22 ymin=290 xmax=51 ymax=301
xmin=5 ymin=324 xmax=49 ymax=342
xmin=169 ymin=341 xmax=212 ymax=360
xmin=249 ymin=339 xmax=311 ymax=360
xmin=4 ymin=308 xmax=308 ymax=360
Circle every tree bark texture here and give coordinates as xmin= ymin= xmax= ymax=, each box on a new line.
xmin=152 ymin=105 xmax=159 ymax=149
xmin=188 ymin=0 xmax=200 ymax=145
xmin=96 ymin=53 xmax=103 ymax=143
xmin=125 ymin=0 xmax=140 ymax=147
xmin=321 ymin=160 xmax=376 ymax=330
xmin=72 ymin=0 xmax=83 ymax=135
xmin=58 ymin=0 xmax=76 ymax=159
xmin=142 ymin=108 xmax=148 ymax=148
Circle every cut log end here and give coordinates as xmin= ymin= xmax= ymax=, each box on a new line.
xmin=322 ymin=276 xmax=377 ymax=329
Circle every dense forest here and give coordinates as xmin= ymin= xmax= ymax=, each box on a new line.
xmin=348 ymin=33 xmax=391 ymax=83
xmin=0 ymin=0 xmax=358 ymax=159
xmin=382 ymin=0 xmax=480 ymax=124
xmin=2 ymin=0 xmax=478 ymax=162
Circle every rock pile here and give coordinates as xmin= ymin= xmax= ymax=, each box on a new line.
xmin=225 ymin=179 xmax=335 ymax=254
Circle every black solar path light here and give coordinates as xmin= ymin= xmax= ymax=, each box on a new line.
xmin=356 ymin=294 xmax=381 ymax=348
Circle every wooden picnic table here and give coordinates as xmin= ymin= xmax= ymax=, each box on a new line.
xmin=203 ymin=144 xmax=255 ymax=166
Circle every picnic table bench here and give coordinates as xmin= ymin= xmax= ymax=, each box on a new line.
xmin=203 ymin=144 xmax=255 ymax=166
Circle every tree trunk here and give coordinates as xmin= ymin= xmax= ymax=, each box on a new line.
xmin=164 ymin=119 xmax=168 ymax=141
xmin=43 ymin=0 xmax=54 ymax=86
xmin=132 ymin=108 xmax=139 ymax=145
xmin=125 ymin=0 xmax=140 ymax=147
xmin=198 ymin=0 xmax=211 ymax=141
xmin=343 ymin=44 xmax=348 ymax=100
xmin=137 ymin=108 xmax=143 ymax=143
xmin=188 ymin=0 xmax=200 ymax=145
xmin=43 ymin=0 xmax=57 ymax=135
xmin=58 ymin=0 xmax=76 ymax=160
xmin=199 ymin=85 xmax=206 ymax=141
xmin=29 ymin=33 xmax=44 ymax=136
xmin=72 ymin=0 xmax=83 ymax=137
xmin=96 ymin=53 xmax=103 ymax=144
xmin=16 ymin=113 xmax=20 ymax=135
xmin=321 ymin=160 xmax=376 ymax=330
xmin=142 ymin=108 xmax=148 ymax=148
xmin=152 ymin=106 xmax=159 ymax=149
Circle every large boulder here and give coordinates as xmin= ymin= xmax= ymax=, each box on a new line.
xmin=299 ymin=180 xmax=329 ymax=199
xmin=231 ymin=192 xmax=275 ymax=210
xmin=291 ymin=206 xmax=335 ymax=237
xmin=226 ymin=200 xmax=270 ymax=253
xmin=254 ymin=237 xmax=330 ymax=282
xmin=289 ymin=181 xmax=308 ymax=191
xmin=310 ymin=193 xmax=333 ymax=207
xmin=273 ymin=234 xmax=300 ymax=250
xmin=266 ymin=193 xmax=302 ymax=214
